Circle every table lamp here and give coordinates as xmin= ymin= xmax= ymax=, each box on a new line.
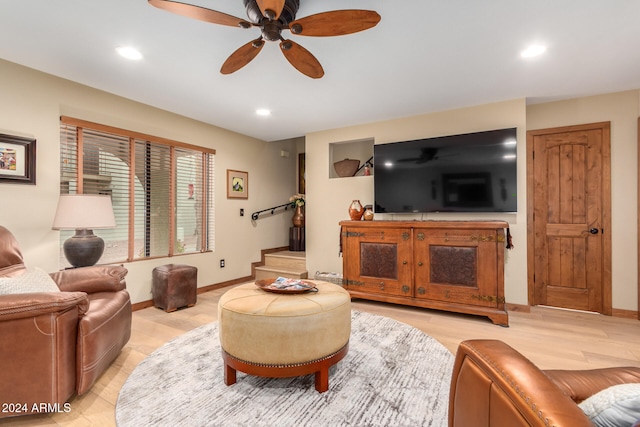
xmin=52 ymin=194 xmax=116 ymax=267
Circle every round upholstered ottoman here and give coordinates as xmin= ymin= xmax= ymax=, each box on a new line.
xmin=218 ymin=280 xmax=351 ymax=392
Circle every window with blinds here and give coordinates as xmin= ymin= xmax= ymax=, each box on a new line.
xmin=59 ymin=117 xmax=215 ymax=267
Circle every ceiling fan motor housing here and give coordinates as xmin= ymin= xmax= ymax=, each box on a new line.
xmin=243 ymin=0 xmax=299 ymax=25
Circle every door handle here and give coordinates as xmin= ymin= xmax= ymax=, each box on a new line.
xmin=589 ymin=228 xmax=599 ymax=235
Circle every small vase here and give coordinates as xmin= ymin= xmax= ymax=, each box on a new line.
xmin=348 ymin=200 xmax=364 ymax=221
xmin=363 ymin=207 xmax=374 ymax=221
xmin=292 ymin=205 xmax=305 ymax=227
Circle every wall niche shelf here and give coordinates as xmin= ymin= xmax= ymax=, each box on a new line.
xmin=329 ymin=138 xmax=374 ymax=179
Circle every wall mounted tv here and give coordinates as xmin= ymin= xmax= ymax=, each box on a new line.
xmin=374 ymin=127 xmax=517 ymax=213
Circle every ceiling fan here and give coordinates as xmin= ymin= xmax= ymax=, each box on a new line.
xmin=148 ymin=0 xmax=381 ymax=78
xmin=397 ymin=147 xmax=458 ymax=164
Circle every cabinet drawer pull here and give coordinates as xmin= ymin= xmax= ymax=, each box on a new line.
xmin=402 ymin=285 xmax=410 ymax=293
xmin=417 ymin=232 xmax=425 ymax=241
xmin=418 ymin=261 xmax=423 ymax=267
xmin=417 ymin=287 xmax=426 ymax=295
xmin=379 ymin=282 xmax=385 ymax=290
xmin=403 ymin=260 xmax=408 ymax=265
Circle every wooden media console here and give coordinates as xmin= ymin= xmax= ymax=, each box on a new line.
xmin=340 ymin=220 xmax=509 ymax=326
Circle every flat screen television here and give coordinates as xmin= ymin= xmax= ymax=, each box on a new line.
xmin=373 ymin=127 xmax=517 ymax=213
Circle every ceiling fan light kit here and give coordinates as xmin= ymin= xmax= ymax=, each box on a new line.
xmin=148 ymin=0 xmax=381 ymax=78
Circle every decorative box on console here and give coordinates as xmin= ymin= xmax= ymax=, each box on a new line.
xmin=152 ymin=264 xmax=197 ymax=312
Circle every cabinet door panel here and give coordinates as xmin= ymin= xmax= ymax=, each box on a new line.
xmin=343 ymin=228 xmax=412 ymax=297
xmin=414 ymin=229 xmax=500 ymax=307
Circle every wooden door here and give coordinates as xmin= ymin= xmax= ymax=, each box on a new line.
xmin=527 ymin=122 xmax=611 ymax=314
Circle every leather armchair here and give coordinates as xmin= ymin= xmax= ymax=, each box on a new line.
xmin=449 ymin=339 xmax=640 ymax=427
xmin=0 ymin=226 xmax=132 ymax=418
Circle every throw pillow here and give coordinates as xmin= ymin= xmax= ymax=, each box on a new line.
xmin=0 ymin=267 xmax=60 ymax=294
xmin=579 ymin=383 xmax=640 ymax=427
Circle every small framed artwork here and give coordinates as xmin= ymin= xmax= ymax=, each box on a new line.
xmin=0 ymin=133 xmax=36 ymax=185
xmin=227 ymin=169 xmax=248 ymax=199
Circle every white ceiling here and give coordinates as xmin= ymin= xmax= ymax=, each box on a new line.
xmin=1 ymin=1 xmax=639 ymax=142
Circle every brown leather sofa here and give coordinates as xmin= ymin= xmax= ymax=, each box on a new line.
xmin=449 ymin=339 xmax=640 ymax=426
xmin=0 ymin=226 xmax=132 ymax=418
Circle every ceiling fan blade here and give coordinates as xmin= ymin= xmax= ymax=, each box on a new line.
xmin=289 ymin=10 xmax=381 ymax=37
xmin=279 ymin=39 xmax=324 ymax=79
xmin=148 ymin=0 xmax=251 ymax=28
xmin=220 ymin=39 xmax=265 ymax=75
xmin=256 ymin=0 xmax=285 ymax=20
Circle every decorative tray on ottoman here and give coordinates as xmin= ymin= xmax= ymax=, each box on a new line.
xmin=255 ymin=277 xmax=318 ymax=294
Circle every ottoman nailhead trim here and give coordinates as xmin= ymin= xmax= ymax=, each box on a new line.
xmin=223 ymin=342 xmax=348 ymax=369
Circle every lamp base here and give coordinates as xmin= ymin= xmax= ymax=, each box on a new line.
xmin=63 ymin=229 xmax=105 ymax=268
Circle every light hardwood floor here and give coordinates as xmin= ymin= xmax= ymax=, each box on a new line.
xmin=3 ymin=283 xmax=640 ymax=426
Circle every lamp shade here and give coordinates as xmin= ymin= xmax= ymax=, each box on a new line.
xmin=52 ymin=194 xmax=116 ymax=230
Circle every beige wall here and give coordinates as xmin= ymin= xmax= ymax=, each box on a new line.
xmin=527 ymin=90 xmax=639 ymax=311
xmin=307 ymin=93 xmax=640 ymax=311
xmin=0 ymin=59 xmax=298 ymax=304
xmin=306 ymin=99 xmax=530 ymax=305
xmin=2 ymin=57 xmax=638 ymax=312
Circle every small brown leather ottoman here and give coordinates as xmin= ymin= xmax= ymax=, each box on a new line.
xmin=152 ymin=264 xmax=197 ymax=312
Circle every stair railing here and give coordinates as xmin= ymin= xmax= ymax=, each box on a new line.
xmin=251 ymin=202 xmax=293 ymax=221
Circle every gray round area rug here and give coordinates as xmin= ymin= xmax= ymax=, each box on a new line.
xmin=116 ymin=311 xmax=454 ymax=427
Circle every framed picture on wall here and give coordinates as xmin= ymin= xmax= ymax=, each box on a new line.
xmin=0 ymin=133 xmax=36 ymax=185
xmin=227 ymin=169 xmax=248 ymax=199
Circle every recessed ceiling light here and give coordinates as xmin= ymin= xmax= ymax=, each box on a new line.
xmin=520 ymin=44 xmax=547 ymax=58
xmin=256 ymin=109 xmax=271 ymax=117
xmin=116 ymin=46 xmax=143 ymax=60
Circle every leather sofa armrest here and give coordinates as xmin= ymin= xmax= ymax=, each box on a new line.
xmin=544 ymin=367 xmax=640 ymax=403
xmin=449 ymin=340 xmax=592 ymax=427
xmin=0 ymin=291 xmax=89 ymax=321
xmin=51 ymin=265 xmax=127 ymax=294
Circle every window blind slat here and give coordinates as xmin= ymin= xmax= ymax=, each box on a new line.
xmin=59 ymin=121 xmax=214 ymax=268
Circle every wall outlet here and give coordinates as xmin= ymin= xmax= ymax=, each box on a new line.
xmin=220 ymin=259 xmax=225 ymax=268
xmin=240 ymin=208 xmax=244 ymax=216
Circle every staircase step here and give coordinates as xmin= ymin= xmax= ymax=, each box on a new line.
xmin=264 ymin=251 xmax=306 ymax=270
xmin=255 ymin=266 xmax=308 ymax=281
